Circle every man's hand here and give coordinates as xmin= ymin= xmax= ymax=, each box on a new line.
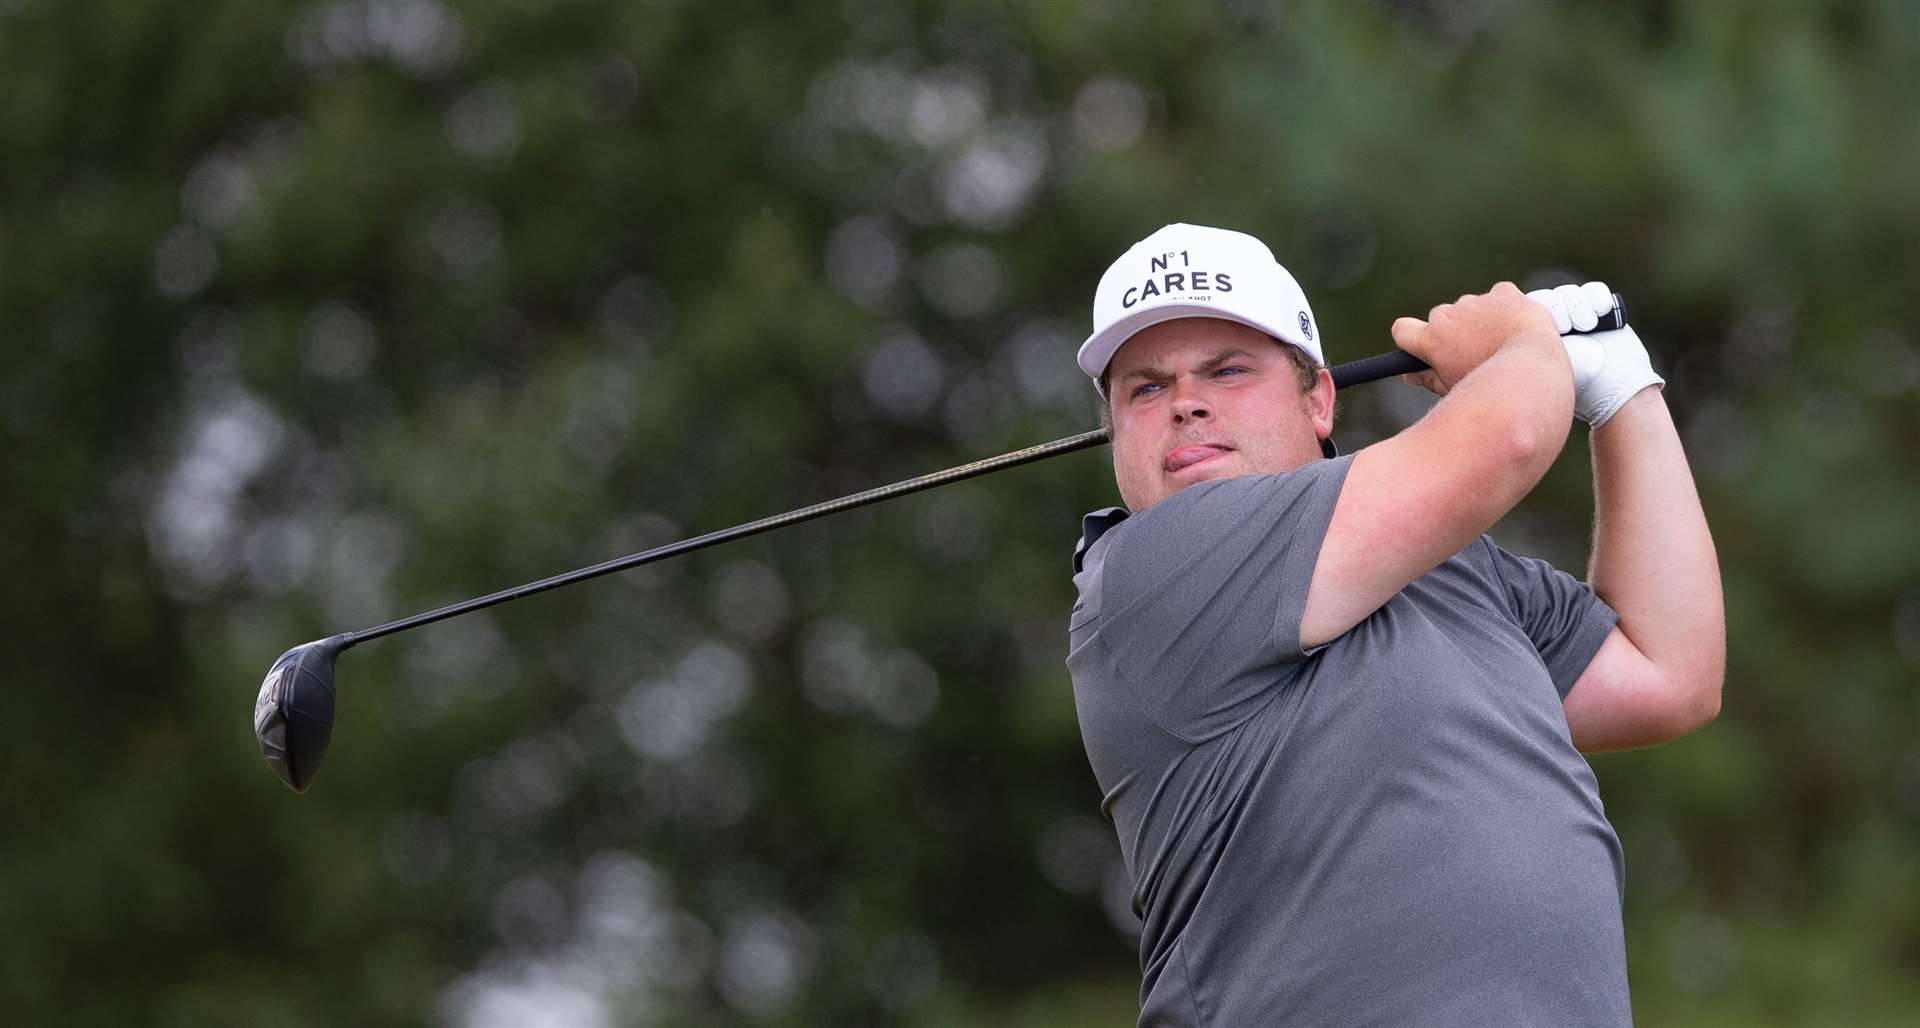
xmin=1389 ymin=282 xmax=1563 ymax=396
xmin=1528 ymin=283 xmax=1665 ymax=429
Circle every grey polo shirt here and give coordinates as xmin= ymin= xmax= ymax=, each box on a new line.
xmin=1066 ymin=455 xmax=1628 ymax=1027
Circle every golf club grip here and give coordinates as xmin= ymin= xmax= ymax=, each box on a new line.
xmin=1329 ymin=350 xmax=1427 ymax=388
xmin=1330 ymin=291 xmax=1627 ymax=387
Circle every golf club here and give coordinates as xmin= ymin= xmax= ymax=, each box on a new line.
xmin=255 ymin=296 xmax=1627 ymax=792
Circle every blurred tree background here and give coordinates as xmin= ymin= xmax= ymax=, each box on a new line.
xmin=3 ymin=0 xmax=1916 ymax=1024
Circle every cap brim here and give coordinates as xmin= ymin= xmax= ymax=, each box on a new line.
xmin=1078 ymin=303 xmax=1313 ymax=391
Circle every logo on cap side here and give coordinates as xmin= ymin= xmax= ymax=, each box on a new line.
xmin=1297 ymin=311 xmax=1313 ymax=340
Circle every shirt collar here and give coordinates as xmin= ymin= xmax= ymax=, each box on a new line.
xmin=1073 ymin=507 xmax=1130 ymax=574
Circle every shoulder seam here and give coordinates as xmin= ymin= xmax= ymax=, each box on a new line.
xmin=1112 ymin=633 xmax=1206 ymax=746
xmin=1479 ymin=535 xmax=1521 ymax=622
xmin=1078 ymin=630 xmax=1205 ymax=746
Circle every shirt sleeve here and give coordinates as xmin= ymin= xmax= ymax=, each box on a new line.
xmin=1091 ymin=456 xmax=1351 ymax=741
xmin=1480 ymin=537 xmax=1619 ymax=698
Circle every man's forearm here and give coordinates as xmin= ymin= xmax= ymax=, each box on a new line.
xmin=1587 ymin=388 xmax=1725 ymax=719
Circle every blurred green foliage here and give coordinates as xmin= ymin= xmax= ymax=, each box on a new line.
xmin=3 ymin=0 xmax=1916 ymax=1024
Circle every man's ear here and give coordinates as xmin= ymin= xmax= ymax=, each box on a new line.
xmin=1308 ymin=366 xmax=1337 ymax=442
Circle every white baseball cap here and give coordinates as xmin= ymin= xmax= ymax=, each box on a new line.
xmin=1078 ymin=223 xmax=1323 ymax=394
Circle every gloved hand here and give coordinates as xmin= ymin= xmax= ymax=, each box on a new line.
xmin=1527 ymin=282 xmax=1664 ymax=429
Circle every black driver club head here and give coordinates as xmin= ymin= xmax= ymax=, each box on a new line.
xmin=254 ymin=634 xmax=350 ymax=792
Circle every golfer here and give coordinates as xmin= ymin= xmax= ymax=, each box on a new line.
xmin=1065 ymin=223 xmax=1723 ymax=1026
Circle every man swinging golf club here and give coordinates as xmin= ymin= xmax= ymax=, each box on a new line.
xmin=1065 ymin=223 xmax=1723 ymax=1026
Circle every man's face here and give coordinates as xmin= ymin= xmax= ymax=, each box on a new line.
xmin=1106 ymin=318 xmax=1335 ymax=511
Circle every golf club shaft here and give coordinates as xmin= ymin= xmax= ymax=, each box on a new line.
xmin=341 ymin=308 xmax=1618 ymax=650
xmin=343 ymin=350 xmax=1411 ymax=647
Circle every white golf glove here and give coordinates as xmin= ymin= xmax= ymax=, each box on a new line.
xmin=1527 ymin=282 xmax=1664 ymax=429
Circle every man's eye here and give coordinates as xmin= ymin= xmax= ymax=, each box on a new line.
xmin=1214 ymin=365 xmax=1249 ymax=377
xmin=1130 ymin=382 xmax=1162 ymax=399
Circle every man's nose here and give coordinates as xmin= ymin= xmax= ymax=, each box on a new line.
xmin=1171 ymin=379 xmax=1210 ymax=423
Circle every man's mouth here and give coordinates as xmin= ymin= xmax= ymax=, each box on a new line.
xmin=1164 ymin=444 xmax=1233 ymax=473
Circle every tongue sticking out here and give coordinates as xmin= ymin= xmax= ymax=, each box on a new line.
xmin=1165 ymin=445 xmax=1230 ymax=473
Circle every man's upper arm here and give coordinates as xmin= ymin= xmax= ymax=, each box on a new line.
xmin=1564 ymin=628 xmax=1713 ymax=752
xmin=1488 ymin=540 xmax=1709 ymax=752
xmin=1302 ymin=421 xmax=1546 ymax=648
